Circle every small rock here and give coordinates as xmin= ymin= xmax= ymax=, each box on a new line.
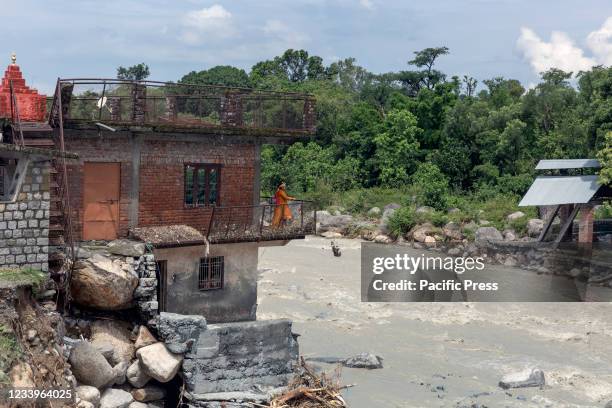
xmin=343 ymin=353 xmax=383 ymax=369
xmin=131 ymin=385 xmax=166 ymax=402
xmin=416 ymin=206 xmax=434 ymax=214
xmin=77 ymin=401 xmax=95 ymax=408
xmin=383 ymin=203 xmax=401 ymax=211
xmin=128 ymin=403 xmax=148 ymax=408
xmin=411 ymin=223 xmax=437 ymax=243
xmin=424 ymin=236 xmax=436 ymax=247
xmin=112 ymin=361 xmax=129 ymax=385
xmin=126 ymin=360 xmax=151 ymax=388
xmin=136 ymin=342 xmax=183 ymax=383
xmin=134 ymin=326 xmax=157 ymax=350
xmin=374 ymin=234 xmax=392 ymax=244
xmin=447 ymin=207 xmax=461 ymax=214
xmin=506 ymin=211 xmax=525 ymax=221
xmin=479 ymin=220 xmax=491 ymax=226
xmin=321 ymin=231 xmax=343 ymax=239
xmin=26 ymin=329 xmax=37 ymax=341
xmin=447 ymin=247 xmax=462 ymax=256
xmin=443 ymin=222 xmax=463 ymax=241
xmin=499 ymin=368 xmax=545 ymax=389
xmin=107 ymin=239 xmax=146 ymax=257
xmin=503 ymin=229 xmax=517 ymax=241
xmin=367 ymin=207 xmax=381 ymax=217
xmin=76 ymin=385 xmax=100 ymax=408
xmin=99 ymin=388 xmax=133 ymax=408
xmin=604 ymin=401 xmax=612 ymax=408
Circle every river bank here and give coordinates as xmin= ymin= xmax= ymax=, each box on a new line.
xmin=258 ymin=236 xmax=612 ymax=408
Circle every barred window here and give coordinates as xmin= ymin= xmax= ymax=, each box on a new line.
xmin=199 ymin=256 xmax=224 ymax=290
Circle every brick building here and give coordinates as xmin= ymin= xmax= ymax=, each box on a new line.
xmin=3 ymin=68 xmax=316 ymax=323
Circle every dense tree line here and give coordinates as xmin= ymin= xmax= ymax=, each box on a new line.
xmin=174 ymin=48 xmax=612 ymax=207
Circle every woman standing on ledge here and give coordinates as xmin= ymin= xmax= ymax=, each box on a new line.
xmin=272 ymin=181 xmax=296 ymax=228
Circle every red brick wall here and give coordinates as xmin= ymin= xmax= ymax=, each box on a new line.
xmin=64 ymin=134 xmax=255 ymax=240
xmin=139 ymin=139 xmax=255 ymax=231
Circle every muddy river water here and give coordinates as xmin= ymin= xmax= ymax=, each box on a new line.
xmin=258 ymin=237 xmax=612 ymax=408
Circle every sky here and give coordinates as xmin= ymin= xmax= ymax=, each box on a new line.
xmin=1 ymin=0 xmax=611 ymax=94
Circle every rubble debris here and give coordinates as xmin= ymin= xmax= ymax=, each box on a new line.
xmin=69 ymin=341 xmax=116 ymax=388
xmin=130 ymin=224 xmax=206 ymax=247
xmin=107 ymin=239 xmax=146 ymax=257
xmin=136 ymin=342 xmax=184 ymax=383
xmin=499 ymin=368 xmax=545 ymax=389
xmin=100 ymin=388 xmax=134 ymax=408
xmin=266 ymin=358 xmax=350 ymax=408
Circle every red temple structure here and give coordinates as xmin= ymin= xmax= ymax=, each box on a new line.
xmin=0 ymin=53 xmax=47 ymax=121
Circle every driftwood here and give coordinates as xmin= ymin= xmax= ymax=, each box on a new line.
xmin=264 ymin=357 xmax=350 ymax=408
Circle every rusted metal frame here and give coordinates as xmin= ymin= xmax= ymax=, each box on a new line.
xmin=538 ymin=204 xmax=560 ymax=242
xmin=554 ymin=204 xmax=581 ymax=247
xmin=9 ymin=80 xmax=25 ymax=147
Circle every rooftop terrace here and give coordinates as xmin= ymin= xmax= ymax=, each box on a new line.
xmin=48 ymin=79 xmax=316 ymax=137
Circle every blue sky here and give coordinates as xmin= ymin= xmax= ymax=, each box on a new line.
xmin=2 ymin=0 xmax=611 ymax=94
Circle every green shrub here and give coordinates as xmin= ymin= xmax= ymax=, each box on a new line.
xmin=387 ymin=206 xmax=419 ymax=237
xmin=0 ymin=324 xmax=20 ymax=385
xmin=412 ymin=163 xmax=450 ymax=210
xmin=507 ymin=217 xmax=529 ymax=235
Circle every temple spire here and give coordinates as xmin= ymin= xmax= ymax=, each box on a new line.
xmin=11 ymin=53 xmax=16 ymax=65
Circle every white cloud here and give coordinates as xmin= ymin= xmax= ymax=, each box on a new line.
xmin=263 ymin=19 xmax=310 ymax=47
xmin=181 ymin=4 xmax=234 ymax=45
xmin=517 ymin=27 xmax=596 ymax=75
xmin=359 ymin=0 xmax=375 ymax=10
xmin=587 ymin=16 xmax=612 ymax=66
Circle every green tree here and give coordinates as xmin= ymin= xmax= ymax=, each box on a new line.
xmin=598 ymin=131 xmax=612 ymax=185
xmin=117 ymin=63 xmax=150 ymax=80
xmin=372 ymin=110 xmax=421 ymax=186
xmin=412 ymin=162 xmax=449 ymax=210
xmin=180 ymin=66 xmax=250 ymax=87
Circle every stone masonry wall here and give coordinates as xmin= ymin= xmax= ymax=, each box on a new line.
xmin=182 ymin=319 xmax=298 ymax=396
xmin=0 ymin=161 xmax=50 ymax=271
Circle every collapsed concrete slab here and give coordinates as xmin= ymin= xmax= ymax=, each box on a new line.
xmin=182 ymin=319 xmax=298 ymax=396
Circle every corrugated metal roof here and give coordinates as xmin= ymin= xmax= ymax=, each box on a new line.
xmin=535 ymin=159 xmax=601 ymax=170
xmin=519 ymin=175 xmax=601 ymax=206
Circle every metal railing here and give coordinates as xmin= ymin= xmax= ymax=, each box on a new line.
xmin=48 ymin=79 xmax=316 ymax=133
xmin=205 ymin=200 xmax=316 ymax=243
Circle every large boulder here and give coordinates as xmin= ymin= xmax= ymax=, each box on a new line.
xmin=380 ymin=206 xmax=400 ymax=234
xmin=136 ymin=342 xmax=183 ymax=383
xmin=91 ymin=320 xmax=135 ymax=364
xmin=107 ymin=239 xmax=146 ymax=257
xmin=76 ymin=385 xmax=100 ymax=408
xmin=499 ymin=368 xmax=545 ymax=389
xmin=343 ymin=353 xmax=383 ymax=369
xmin=69 ymin=342 xmax=116 ymax=389
xmin=475 ymin=226 xmax=503 ymax=242
xmin=316 ymin=211 xmax=354 ymax=233
xmin=410 ymin=223 xmax=437 ymax=243
xmin=99 ymin=388 xmax=133 ymax=408
xmin=156 ymin=312 xmax=207 ymax=354
xmin=527 ymin=218 xmax=544 ymax=237
xmin=443 ymin=222 xmax=463 ymax=241
xmin=126 ymin=360 xmax=151 ymax=388
xmin=71 ymin=254 xmax=139 ymax=310
xmin=131 ymin=385 xmax=166 ymax=402
xmin=367 ymin=207 xmax=381 ymax=217
xmin=134 ymin=326 xmax=157 ymax=350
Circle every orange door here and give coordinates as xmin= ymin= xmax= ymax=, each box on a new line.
xmin=83 ymin=162 xmax=121 ymax=240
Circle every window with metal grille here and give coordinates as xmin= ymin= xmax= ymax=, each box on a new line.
xmin=185 ymin=164 xmax=221 ymax=207
xmin=198 ymin=256 xmax=224 ymax=290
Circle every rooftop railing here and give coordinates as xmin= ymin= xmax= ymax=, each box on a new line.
xmin=48 ymin=79 xmax=316 ymax=134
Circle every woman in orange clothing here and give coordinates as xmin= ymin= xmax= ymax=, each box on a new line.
xmin=272 ymin=182 xmax=296 ymax=228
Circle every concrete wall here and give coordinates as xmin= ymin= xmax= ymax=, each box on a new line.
xmin=182 ymin=319 xmax=298 ymax=395
xmin=0 ymin=160 xmax=50 ymax=271
xmin=153 ymin=242 xmax=258 ymax=323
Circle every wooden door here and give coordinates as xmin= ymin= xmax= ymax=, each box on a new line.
xmin=83 ymin=162 xmax=120 ymax=240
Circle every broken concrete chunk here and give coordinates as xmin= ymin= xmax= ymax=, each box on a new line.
xmin=134 ymin=325 xmax=157 ymax=350
xmin=136 ymin=342 xmax=183 ymax=383
xmin=499 ymin=368 xmax=545 ymax=389
xmin=156 ymin=312 xmax=206 ymax=354
xmin=107 ymin=239 xmax=146 ymax=257
xmin=99 ymin=388 xmax=134 ymax=408
xmin=75 ymin=385 xmax=100 ymax=408
xmin=69 ymin=342 xmax=116 ymax=389
xmin=131 ymin=385 xmax=166 ymax=402
xmin=126 ymin=360 xmax=151 ymax=388
xmin=342 ymin=352 xmax=383 ymax=369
